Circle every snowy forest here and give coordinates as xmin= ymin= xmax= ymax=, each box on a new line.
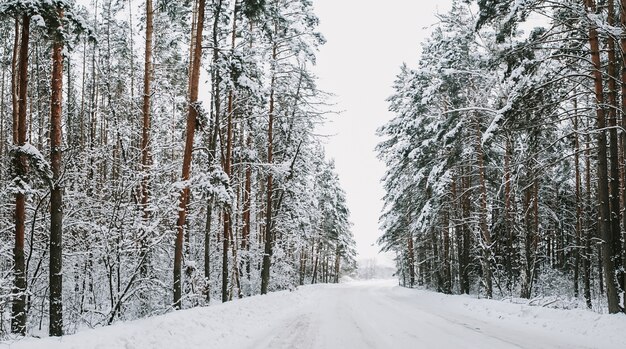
xmin=0 ymin=0 xmax=357 ymax=338
xmin=4 ymin=0 xmax=626 ymax=347
xmin=378 ymin=0 xmax=626 ymax=315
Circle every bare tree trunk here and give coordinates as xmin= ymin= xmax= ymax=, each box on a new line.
xmin=606 ymin=0 xmax=623 ymax=295
xmin=334 ymin=246 xmax=341 ymax=284
xmin=574 ymin=100 xmax=582 ymax=299
xmin=521 ymin=186 xmax=532 ymax=298
xmin=139 ymin=0 xmax=154 ymax=278
xmin=442 ymin=206 xmax=452 ymax=294
xmin=583 ymin=0 xmax=620 ymax=313
xmin=11 ymin=14 xmax=30 ymax=336
xmin=0 ymin=28 xmax=8 ymax=158
xmin=11 ymin=19 xmax=19 ymax=144
xmin=451 ymin=177 xmax=464 ymax=292
xmin=187 ymin=0 xmax=197 ymax=97
xmin=474 ymin=113 xmax=492 ymax=298
xmin=131 ymin=0 xmax=154 ymax=317
xmin=430 ymin=224 xmax=442 ymax=291
xmin=174 ymin=0 xmax=206 ymax=310
xmin=460 ymin=169 xmax=471 ymax=294
xmin=260 ymin=41 xmax=278 ymax=295
xmin=620 ymin=0 xmax=626 ymax=310
xmin=229 ymin=221 xmax=242 ymax=299
xmin=242 ymin=133 xmax=252 ymax=277
xmin=407 ymin=229 xmax=415 ymax=287
xmin=87 ymin=0 xmax=98 ymax=194
xmin=584 ymin=125 xmax=592 ymax=308
xmin=203 ymin=0 xmax=223 ymax=302
xmin=311 ymin=240 xmax=320 ymax=284
xmin=503 ymin=136 xmax=515 ymax=292
xmin=49 ymin=8 xmax=65 ymax=337
xmin=79 ymin=39 xmax=86 ymax=149
xmin=299 ymin=251 xmax=306 ymax=285
xmin=204 ymin=200 xmax=213 ymax=301
xmin=34 ymin=41 xmax=42 ymax=151
xmin=128 ymin=0 xmax=136 ymax=138
xmin=222 ymin=0 xmax=239 ymax=303
xmin=65 ymin=49 xmax=73 ymax=146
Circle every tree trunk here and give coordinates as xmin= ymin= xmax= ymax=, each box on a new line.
xmin=442 ymin=206 xmax=452 ymax=294
xmin=584 ymin=126 xmax=592 ymax=308
xmin=87 ymin=1 xmax=98 ymax=193
xmin=79 ymin=39 xmax=86 ymax=149
xmin=504 ymin=137 xmax=513 ymax=291
xmin=299 ymin=251 xmax=306 ymax=285
xmin=260 ymin=42 xmax=278 ymax=295
xmin=334 ymin=246 xmax=341 ymax=284
xmin=174 ymin=0 xmax=206 ymax=310
xmin=204 ymin=201 xmax=213 ymax=301
xmin=222 ymin=0 xmax=239 ymax=303
xmin=242 ymin=133 xmax=252 ymax=275
xmin=583 ymin=0 xmax=620 ymax=313
xmin=606 ymin=0 xmax=623 ymax=296
xmin=474 ymin=113 xmax=492 ymax=298
xmin=139 ymin=0 xmax=154 ymax=279
xmin=11 ymin=14 xmax=30 ymax=336
xmin=407 ymin=229 xmax=415 ymax=287
xmin=0 ymin=28 xmax=8 ymax=158
xmin=620 ymin=0 xmax=626 ymax=310
xmin=430 ymin=226 xmax=442 ymax=291
xmin=574 ymin=101 xmax=582 ymax=299
xmin=460 ymin=169 xmax=471 ymax=294
xmin=11 ymin=18 xmax=19 ymax=144
xmin=311 ymin=240 xmax=320 ymax=284
xmin=49 ymin=8 xmax=65 ymax=337
xmin=203 ymin=0 xmax=223 ymax=301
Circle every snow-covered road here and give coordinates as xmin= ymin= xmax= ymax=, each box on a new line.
xmin=3 ymin=280 xmax=626 ymax=349
xmin=247 ymin=280 xmax=623 ymax=349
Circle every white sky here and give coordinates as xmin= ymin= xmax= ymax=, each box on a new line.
xmin=312 ymin=0 xmax=453 ymax=266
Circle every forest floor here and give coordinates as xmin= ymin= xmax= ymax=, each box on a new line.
xmin=3 ymin=279 xmax=626 ymax=349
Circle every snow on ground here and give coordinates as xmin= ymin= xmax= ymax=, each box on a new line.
xmin=2 ymin=279 xmax=626 ymax=349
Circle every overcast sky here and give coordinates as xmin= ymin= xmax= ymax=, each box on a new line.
xmin=311 ymin=0 xmax=453 ymax=265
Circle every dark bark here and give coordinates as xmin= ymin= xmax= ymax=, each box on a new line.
xmin=0 ymin=28 xmax=8 ymax=158
xmin=49 ymin=8 xmax=65 ymax=337
xmin=606 ymin=0 xmax=623 ymax=295
xmin=427 ymin=229 xmax=438 ymax=290
xmin=139 ymin=0 xmax=154 ymax=279
xmin=584 ymin=129 xmax=592 ymax=308
xmin=311 ymin=240 xmax=320 ymax=284
xmin=204 ymin=201 xmax=213 ymax=301
xmin=407 ymin=229 xmax=415 ymax=287
xmin=334 ymin=246 xmax=341 ymax=284
xmin=299 ymin=251 xmax=306 ymax=285
xmin=574 ymin=102 xmax=582 ymax=299
xmin=460 ymin=169 xmax=471 ymax=294
xmin=260 ymin=42 xmax=277 ymax=295
xmin=583 ymin=0 xmax=620 ymax=313
xmin=11 ymin=14 xmax=30 ymax=336
xmin=442 ymin=207 xmax=452 ymax=294
xmin=620 ymin=0 xmax=626 ymax=309
xmin=474 ymin=113 xmax=492 ymax=298
xmin=222 ymin=0 xmax=239 ymax=303
xmin=242 ymin=133 xmax=252 ymax=273
xmin=202 ymin=0 xmax=223 ymax=302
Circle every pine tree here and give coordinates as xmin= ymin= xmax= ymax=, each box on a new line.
xmin=175 ymin=0 xmax=206 ymax=310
